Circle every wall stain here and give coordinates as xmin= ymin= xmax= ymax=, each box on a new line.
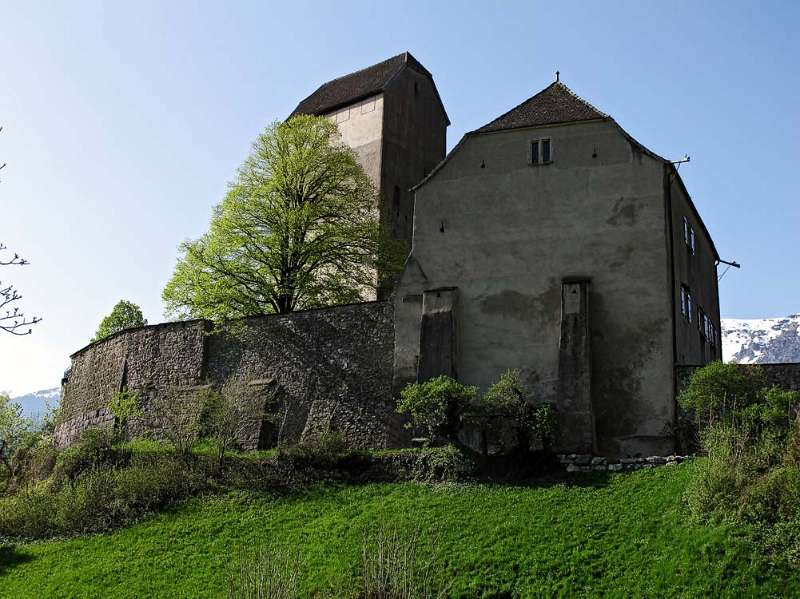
xmin=607 ymin=197 xmax=639 ymax=226
xmin=479 ymin=284 xmax=559 ymax=320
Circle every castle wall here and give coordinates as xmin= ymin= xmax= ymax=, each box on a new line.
xmin=56 ymin=302 xmax=399 ymax=450
xmin=396 ymin=119 xmax=675 ymax=457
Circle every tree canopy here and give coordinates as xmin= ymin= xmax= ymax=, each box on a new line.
xmin=162 ymin=115 xmax=403 ymax=320
xmin=92 ymin=300 xmax=147 ymax=342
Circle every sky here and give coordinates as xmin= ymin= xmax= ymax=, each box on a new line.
xmin=0 ymin=1 xmax=798 ymax=395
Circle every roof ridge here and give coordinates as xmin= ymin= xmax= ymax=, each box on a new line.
xmin=313 ymin=52 xmax=407 ymax=90
xmin=553 ymin=81 xmax=609 ymax=119
xmin=475 ymin=79 xmax=609 ymax=133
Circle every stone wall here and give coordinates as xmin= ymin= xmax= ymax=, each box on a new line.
xmin=676 ymin=363 xmax=800 ymax=394
xmin=56 ymin=302 xmax=400 ymax=450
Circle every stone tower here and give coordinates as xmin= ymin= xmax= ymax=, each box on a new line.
xmin=291 ymin=52 xmax=449 ymax=295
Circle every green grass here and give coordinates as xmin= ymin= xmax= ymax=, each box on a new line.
xmin=1 ymin=462 xmax=798 ymax=598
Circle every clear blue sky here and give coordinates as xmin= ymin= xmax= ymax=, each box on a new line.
xmin=1 ymin=1 xmax=797 ymax=394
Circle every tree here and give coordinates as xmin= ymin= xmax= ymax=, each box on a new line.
xmin=1 ymin=128 xmax=40 ymax=336
xmin=92 ymin=300 xmax=147 ymax=342
xmin=0 ymin=242 xmax=41 ymax=335
xmin=163 ymin=115 xmax=404 ymax=320
xmin=396 ymin=376 xmax=478 ymax=444
xmin=0 ymin=391 xmax=31 ymax=476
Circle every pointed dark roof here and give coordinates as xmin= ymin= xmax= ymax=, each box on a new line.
xmin=477 ymin=81 xmax=608 ymax=133
xmin=291 ymin=52 xmax=449 ymax=124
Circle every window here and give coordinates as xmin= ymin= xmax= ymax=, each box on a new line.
xmin=683 ymin=216 xmax=696 ymax=254
xmin=680 ymin=285 xmax=693 ymax=323
xmin=698 ymin=307 xmax=707 ymax=338
xmin=530 ymin=138 xmax=552 ymax=165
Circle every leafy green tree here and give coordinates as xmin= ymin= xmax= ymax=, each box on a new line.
xmin=0 ymin=391 xmax=31 ymax=475
xmin=396 ymin=376 xmax=477 ymax=444
xmin=163 ymin=115 xmax=404 ymax=320
xmin=92 ymin=300 xmax=147 ymax=342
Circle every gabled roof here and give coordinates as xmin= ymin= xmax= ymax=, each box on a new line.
xmin=290 ymin=51 xmax=449 ymax=124
xmin=412 ymin=79 xmax=720 ymax=260
xmin=477 ymin=81 xmax=608 ymax=133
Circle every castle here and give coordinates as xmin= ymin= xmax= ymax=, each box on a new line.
xmin=57 ymin=53 xmax=728 ymax=457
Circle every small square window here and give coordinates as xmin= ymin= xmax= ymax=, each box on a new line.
xmin=530 ymin=138 xmax=552 ymax=165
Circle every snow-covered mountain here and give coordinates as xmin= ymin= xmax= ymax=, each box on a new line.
xmin=722 ymin=314 xmax=800 ymax=364
xmin=10 ymin=387 xmax=60 ymax=421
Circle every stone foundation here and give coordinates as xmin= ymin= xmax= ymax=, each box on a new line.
xmin=558 ymin=453 xmax=689 ymax=473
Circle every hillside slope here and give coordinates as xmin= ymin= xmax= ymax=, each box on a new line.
xmin=2 ymin=464 xmax=797 ymax=598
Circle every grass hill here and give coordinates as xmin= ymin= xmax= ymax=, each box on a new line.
xmin=1 ymin=462 xmax=797 ymax=598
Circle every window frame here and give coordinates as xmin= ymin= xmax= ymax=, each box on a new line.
xmin=680 ymin=284 xmax=694 ymax=323
xmin=683 ymin=216 xmax=696 ymax=255
xmin=529 ymin=138 xmax=553 ymax=166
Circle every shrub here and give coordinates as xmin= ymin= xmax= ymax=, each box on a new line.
xmin=107 ymin=388 xmax=142 ymax=437
xmin=227 ymin=546 xmax=301 ymax=599
xmin=466 ymin=369 xmax=557 ymax=455
xmin=277 ymin=432 xmax=366 ymax=471
xmin=0 ymin=453 xmax=208 ymax=539
xmin=361 ymin=525 xmax=444 ymax=599
xmin=52 ymin=427 xmax=128 ymax=482
xmin=197 ymin=380 xmax=276 ymax=468
xmin=5 ymin=432 xmax=57 ymax=491
xmin=152 ymin=388 xmax=203 ymax=456
xmin=396 ymin=376 xmax=477 ymax=444
xmin=678 ymin=362 xmax=767 ymax=427
xmin=739 ymin=466 xmax=800 ymax=524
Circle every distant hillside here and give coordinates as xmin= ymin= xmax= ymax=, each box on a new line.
xmin=722 ymin=314 xmax=800 ymax=364
xmin=10 ymin=387 xmax=60 ymax=420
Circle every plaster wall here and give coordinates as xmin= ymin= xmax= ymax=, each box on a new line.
xmin=669 ymin=176 xmax=721 ymax=365
xmin=325 ymin=95 xmax=384 ymax=190
xmin=395 ymin=119 xmax=676 ymax=456
xmin=381 ymin=68 xmax=448 ymax=245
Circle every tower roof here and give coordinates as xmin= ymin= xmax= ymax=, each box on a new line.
xmin=290 ymin=52 xmax=449 ymax=124
xmin=477 ymin=81 xmax=608 ymax=133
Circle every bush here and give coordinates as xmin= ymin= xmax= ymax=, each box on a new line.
xmin=52 ymin=427 xmax=129 ymax=481
xmin=682 ymin=363 xmax=800 ymax=566
xmin=679 ymin=362 xmax=767 ymax=427
xmin=0 ymin=453 xmax=208 ymax=540
xmin=396 ymin=376 xmax=477 ymax=445
xmin=5 ymin=433 xmax=57 ymax=491
xmin=107 ymin=388 xmax=142 ymax=437
xmin=378 ymin=446 xmax=476 ymax=483
xmin=227 ymin=546 xmax=300 ymax=599
xmin=464 ymin=369 xmax=557 ymax=456
xmin=361 ymin=525 xmax=443 ymax=599
xmin=277 ymin=432 xmax=367 ymax=471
